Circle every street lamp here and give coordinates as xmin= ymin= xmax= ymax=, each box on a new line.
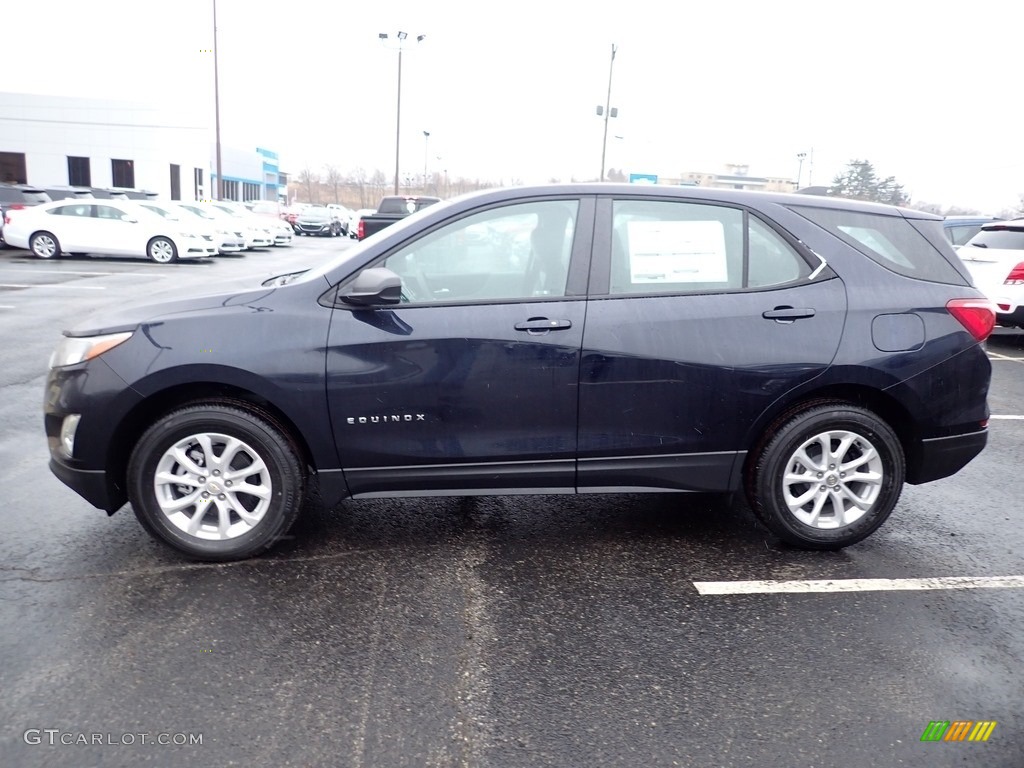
xmin=796 ymin=152 xmax=807 ymax=189
xmin=379 ymin=31 xmax=426 ymax=195
xmin=212 ymin=0 xmax=223 ymax=200
xmin=596 ymin=43 xmax=618 ymax=182
xmin=422 ymin=130 xmax=430 ymax=193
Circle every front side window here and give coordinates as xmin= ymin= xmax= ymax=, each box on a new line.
xmin=609 ymin=200 xmax=810 ymax=295
xmin=50 ymin=204 xmax=92 ymax=218
xmin=95 ymin=205 xmax=126 ymax=220
xmin=381 ymin=200 xmax=578 ymax=304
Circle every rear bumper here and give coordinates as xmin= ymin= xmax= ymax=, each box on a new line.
xmin=907 ymin=428 xmax=988 ymax=484
xmin=995 ymin=305 xmax=1024 ymax=327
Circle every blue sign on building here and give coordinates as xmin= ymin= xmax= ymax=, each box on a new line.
xmin=629 ymin=173 xmax=658 ymax=184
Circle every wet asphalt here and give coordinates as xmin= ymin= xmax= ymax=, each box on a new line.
xmin=0 ymin=237 xmax=1021 ymax=767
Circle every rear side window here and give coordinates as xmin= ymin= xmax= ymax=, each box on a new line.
xmin=966 ymin=227 xmax=1024 ymax=251
xmin=791 ymin=206 xmax=964 ymax=284
xmin=609 ymin=200 xmax=811 ymax=295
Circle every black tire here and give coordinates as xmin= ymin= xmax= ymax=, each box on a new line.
xmin=745 ymin=404 xmax=904 ymax=549
xmin=147 ymin=236 xmax=178 ymax=263
xmin=127 ymin=403 xmax=305 ymax=561
xmin=30 ymin=231 xmax=61 ymax=259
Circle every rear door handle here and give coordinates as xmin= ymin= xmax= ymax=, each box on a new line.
xmin=762 ymin=306 xmax=816 ymax=322
xmin=515 ymin=318 xmax=573 ymax=333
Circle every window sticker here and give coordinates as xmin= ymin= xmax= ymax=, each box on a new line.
xmin=626 ymin=220 xmax=729 ymax=283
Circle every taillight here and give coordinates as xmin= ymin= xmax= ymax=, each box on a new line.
xmin=946 ymin=298 xmax=996 ymax=341
xmin=357 ymin=219 xmax=365 ymax=240
xmin=1004 ymin=262 xmax=1024 ymax=285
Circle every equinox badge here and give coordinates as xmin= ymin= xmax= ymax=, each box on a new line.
xmin=346 ymin=414 xmax=426 ymax=425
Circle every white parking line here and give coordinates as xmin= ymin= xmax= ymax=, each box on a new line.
xmin=693 ymin=575 xmax=1024 ymax=595
xmin=0 ymin=305 xmax=15 ymax=309
xmin=0 ymin=268 xmax=117 ymax=276
xmin=988 ymin=351 xmax=1024 ymax=363
xmin=991 ymin=415 xmax=1024 ymax=420
xmin=0 ymin=283 xmax=106 ymax=290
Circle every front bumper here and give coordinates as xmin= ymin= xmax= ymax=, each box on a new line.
xmin=48 ymin=455 xmax=119 ymax=511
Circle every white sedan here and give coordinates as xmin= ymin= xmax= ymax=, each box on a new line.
xmin=958 ymin=219 xmax=1024 ymax=329
xmin=207 ymin=201 xmax=275 ymax=248
xmin=148 ymin=202 xmax=247 ymax=255
xmin=2 ymin=199 xmax=216 ymax=262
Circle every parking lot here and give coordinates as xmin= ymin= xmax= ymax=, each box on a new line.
xmin=1 ymin=238 xmax=1022 ymax=767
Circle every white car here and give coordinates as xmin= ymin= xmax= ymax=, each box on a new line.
xmin=139 ymin=202 xmax=247 ymax=255
xmin=958 ymin=219 xmax=1024 ymax=329
xmin=207 ymin=201 xmax=275 ymax=248
xmin=268 ymin=217 xmax=293 ymax=246
xmin=3 ymin=199 xmax=216 ymax=263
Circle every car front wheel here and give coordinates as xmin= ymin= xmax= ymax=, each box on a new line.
xmin=30 ymin=231 xmax=61 ymax=259
xmin=147 ymin=237 xmax=178 ymax=263
xmin=127 ymin=403 xmax=305 ymax=561
xmin=745 ymin=404 xmax=904 ymax=549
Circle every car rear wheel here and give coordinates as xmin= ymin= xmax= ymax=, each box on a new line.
xmin=30 ymin=231 xmax=61 ymax=259
xmin=745 ymin=404 xmax=904 ymax=549
xmin=147 ymin=237 xmax=178 ymax=263
xmin=127 ymin=403 xmax=305 ymax=561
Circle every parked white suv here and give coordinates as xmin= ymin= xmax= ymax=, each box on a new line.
xmin=958 ymin=219 xmax=1024 ymax=328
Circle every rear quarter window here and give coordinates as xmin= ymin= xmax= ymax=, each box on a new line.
xmin=790 ymin=205 xmax=966 ymax=284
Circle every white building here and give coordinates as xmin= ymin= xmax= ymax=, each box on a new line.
xmin=0 ymin=92 xmax=285 ymax=202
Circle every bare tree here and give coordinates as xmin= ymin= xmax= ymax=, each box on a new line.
xmin=324 ymin=165 xmax=342 ymax=204
xmin=297 ymin=167 xmax=320 ymax=203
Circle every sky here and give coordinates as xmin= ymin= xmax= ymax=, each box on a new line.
xmin=4 ymin=0 xmax=1022 ymax=212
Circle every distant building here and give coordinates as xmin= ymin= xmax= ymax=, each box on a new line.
xmin=673 ymin=164 xmax=797 ymax=193
xmin=0 ymin=91 xmax=284 ymax=201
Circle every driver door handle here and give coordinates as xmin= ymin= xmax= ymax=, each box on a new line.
xmin=762 ymin=306 xmax=816 ymax=322
xmin=515 ymin=318 xmax=573 ymax=332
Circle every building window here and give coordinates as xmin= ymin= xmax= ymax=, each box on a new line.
xmin=67 ymin=156 xmax=91 ymax=187
xmin=194 ymin=168 xmax=204 ymax=200
xmin=170 ymin=164 xmax=181 ymax=200
xmin=0 ymin=152 xmax=27 ymax=184
xmin=243 ymin=182 xmax=260 ymax=201
xmin=222 ymin=180 xmax=239 ymax=200
xmin=111 ymin=159 xmax=135 ymax=188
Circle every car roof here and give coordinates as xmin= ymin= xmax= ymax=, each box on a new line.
xmin=437 ymin=183 xmax=941 ymax=220
xmin=980 ymin=218 xmax=1024 ymax=230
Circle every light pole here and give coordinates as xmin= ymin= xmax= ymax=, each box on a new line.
xmin=379 ymin=31 xmax=425 ymax=195
xmin=596 ymin=43 xmax=618 ymax=182
xmin=422 ymin=130 xmax=430 ymax=193
xmin=212 ymin=0 xmax=223 ymax=200
xmin=796 ymin=152 xmax=807 ymax=189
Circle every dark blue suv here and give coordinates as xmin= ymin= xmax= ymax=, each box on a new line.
xmin=44 ymin=184 xmax=994 ymax=560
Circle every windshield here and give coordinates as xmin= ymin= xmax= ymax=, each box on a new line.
xmin=176 ymin=205 xmax=216 ymax=221
xmin=966 ymin=227 xmax=1024 ymax=250
xmin=211 ymin=204 xmax=247 ymax=218
xmin=140 ymin=204 xmax=180 ymax=220
xmin=300 ymin=209 xmax=332 ymax=220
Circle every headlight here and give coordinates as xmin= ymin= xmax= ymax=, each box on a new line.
xmin=179 ymin=231 xmax=199 ymax=239
xmin=49 ymin=331 xmax=133 ymax=368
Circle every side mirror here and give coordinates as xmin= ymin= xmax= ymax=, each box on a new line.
xmin=121 ymin=214 xmax=138 ymax=223
xmin=340 ymin=267 xmax=402 ymax=306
